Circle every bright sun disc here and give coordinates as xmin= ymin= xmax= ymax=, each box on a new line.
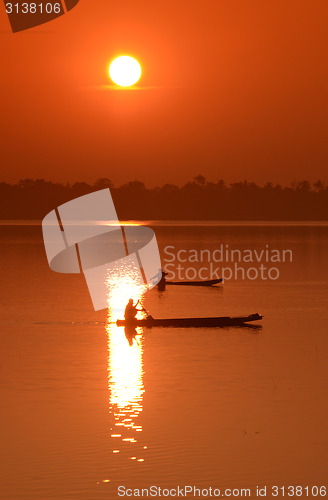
xmin=109 ymin=56 xmax=141 ymax=87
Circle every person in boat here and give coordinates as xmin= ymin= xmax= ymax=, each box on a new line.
xmin=124 ymin=299 xmax=143 ymax=322
xmin=158 ymin=268 xmax=168 ymax=291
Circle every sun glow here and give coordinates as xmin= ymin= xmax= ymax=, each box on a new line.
xmin=109 ymin=56 xmax=142 ymax=87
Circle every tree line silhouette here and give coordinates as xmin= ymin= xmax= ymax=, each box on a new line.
xmin=0 ymin=176 xmax=327 ymax=220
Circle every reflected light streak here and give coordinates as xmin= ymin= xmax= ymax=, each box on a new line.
xmin=107 ymin=323 xmax=144 ymax=409
xmin=106 ymin=266 xmax=147 ymax=466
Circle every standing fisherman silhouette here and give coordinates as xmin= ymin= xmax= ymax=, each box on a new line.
xmin=151 ymin=268 xmax=168 ymax=291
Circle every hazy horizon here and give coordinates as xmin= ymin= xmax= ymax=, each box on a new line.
xmin=1 ymin=175 xmax=328 ymax=189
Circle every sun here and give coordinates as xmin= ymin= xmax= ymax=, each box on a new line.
xmin=109 ymin=56 xmax=142 ymax=87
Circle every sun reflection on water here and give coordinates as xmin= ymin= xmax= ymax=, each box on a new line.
xmin=105 ymin=267 xmax=148 ymax=465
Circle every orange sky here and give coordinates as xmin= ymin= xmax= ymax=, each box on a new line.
xmin=1 ymin=0 xmax=328 ymax=186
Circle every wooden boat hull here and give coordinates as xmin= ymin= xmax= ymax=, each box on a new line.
xmin=166 ymin=278 xmax=223 ymax=286
xmin=116 ymin=313 xmax=262 ymax=328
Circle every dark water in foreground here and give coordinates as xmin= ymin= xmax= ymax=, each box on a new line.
xmin=0 ymin=223 xmax=327 ymax=499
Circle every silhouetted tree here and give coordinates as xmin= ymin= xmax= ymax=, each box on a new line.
xmin=193 ymin=174 xmax=206 ymax=185
xmin=313 ymin=180 xmax=325 ymax=192
xmin=93 ymin=178 xmax=114 ymax=190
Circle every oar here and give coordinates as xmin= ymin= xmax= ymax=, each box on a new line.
xmin=136 ymin=300 xmax=150 ymax=318
xmin=141 ymin=306 xmax=150 ymax=318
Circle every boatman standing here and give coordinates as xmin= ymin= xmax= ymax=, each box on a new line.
xmin=150 ymin=268 xmax=168 ymax=291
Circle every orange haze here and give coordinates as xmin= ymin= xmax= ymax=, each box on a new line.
xmin=0 ymin=0 xmax=328 ymax=186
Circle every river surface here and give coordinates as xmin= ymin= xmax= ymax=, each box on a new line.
xmin=0 ymin=222 xmax=327 ymax=499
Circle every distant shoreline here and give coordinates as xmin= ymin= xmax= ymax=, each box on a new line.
xmin=1 ymin=178 xmax=328 ymax=220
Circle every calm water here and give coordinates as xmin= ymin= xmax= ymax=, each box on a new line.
xmin=0 ymin=223 xmax=327 ymax=499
